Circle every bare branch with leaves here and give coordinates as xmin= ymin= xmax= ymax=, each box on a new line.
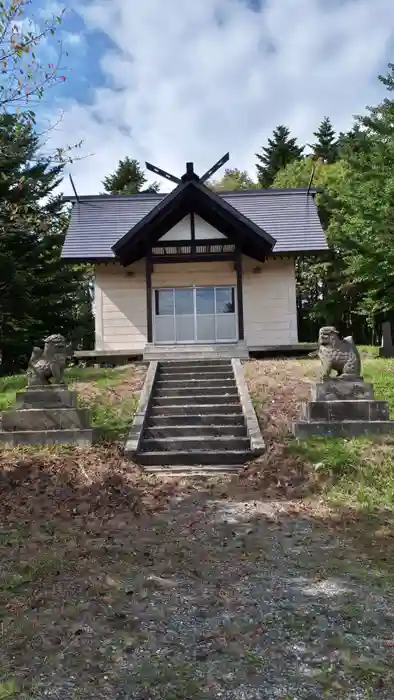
xmin=0 ymin=0 xmax=68 ymax=114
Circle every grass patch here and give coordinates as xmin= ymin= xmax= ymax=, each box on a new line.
xmin=288 ymin=436 xmax=394 ymax=511
xmin=363 ymin=358 xmax=394 ymax=415
xmin=80 ymin=395 xmax=140 ymax=441
xmin=243 ymin=357 xmax=394 ymax=513
xmin=358 ymin=345 xmax=380 ymax=359
xmin=128 ymin=659 xmax=207 ymax=699
xmin=66 ymin=366 xmax=128 ymax=385
xmin=0 ymin=375 xmax=26 ymax=410
xmin=0 ymin=680 xmax=30 ymax=700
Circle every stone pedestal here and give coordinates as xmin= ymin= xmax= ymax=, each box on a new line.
xmin=293 ymin=378 xmax=394 ymax=438
xmin=0 ymin=385 xmax=93 ymax=447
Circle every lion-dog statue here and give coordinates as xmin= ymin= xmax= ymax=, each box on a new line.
xmin=27 ymin=334 xmax=68 ymax=387
xmin=318 ymin=326 xmax=361 ymax=380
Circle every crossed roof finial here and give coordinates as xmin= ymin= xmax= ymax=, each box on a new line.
xmin=145 ymin=153 xmax=230 ymax=186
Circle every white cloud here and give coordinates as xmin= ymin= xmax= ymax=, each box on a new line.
xmin=45 ymin=0 xmax=394 ymax=195
xmin=62 ymin=32 xmax=84 ymax=47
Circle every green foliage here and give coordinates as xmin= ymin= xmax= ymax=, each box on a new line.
xmin=329 ymin=63 xmax=394 ymax=325
xmin=256 ymin=124 xmax=304 ymax=188
xmin=272 ymin=155 xmax=371 ymax=340
xmin=210 ymin=167 xmax=256 ymax=191
xmin=310 ymin=116 xmax=339 ymax=163
xmin=0 ymin=0 xmax=66 ymax=115
xmin=0 ymin=680 xmax=18 ymax=699
xmin=102 ymin=157 xmax=160 ymax=195
xmin=269 ymin=66 xmax=394 ymax=342
xmin=272 ymin=156 xmax=348 ymax=229
xmin=0 ymin=113 xmax=93 ymax=374
xmin=84 ymin=396 xmax=139 ymax=442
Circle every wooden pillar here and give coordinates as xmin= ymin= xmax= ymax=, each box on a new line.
xmin=235 ymin=248 xmax=244 ymax=341
xmin=190 ymin=211 xmax=196 ymax=256
xmin=146 ymin=251 xmax=153 ymax=343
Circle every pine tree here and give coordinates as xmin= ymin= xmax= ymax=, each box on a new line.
xmin=0 ymin=114 xmax=93 ymax=373
xmin=256 ymin=125 xmax=304 ymax=188
xmin=103 ymin=157 xmax=159 ymax=195
xmin=310 ymin=117 xmax=338 ymax=163
xmin=337 ymin=124 xmax=369 ymax=158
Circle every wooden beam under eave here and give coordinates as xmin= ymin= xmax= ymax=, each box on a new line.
xmin=190 ymin=211 xmax=196 ymax=254
xmin=152 ymin=253 xmax=235 ymax=264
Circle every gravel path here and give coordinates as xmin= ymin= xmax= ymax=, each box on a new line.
xmin=25 ymin=495 xmax=394 ymax=700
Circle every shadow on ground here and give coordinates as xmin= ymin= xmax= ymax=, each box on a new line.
xmin=1 ymin=445 xmax=394 ymax=700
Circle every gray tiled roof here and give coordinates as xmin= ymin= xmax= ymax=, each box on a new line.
xmin=61 ymin=188 xmax=327 ymax=260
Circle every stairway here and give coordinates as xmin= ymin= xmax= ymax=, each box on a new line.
xmin=135 ymin=359 xmax=256 ymax=472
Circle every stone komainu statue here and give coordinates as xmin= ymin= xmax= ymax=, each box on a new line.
xmin=27 ymin=334 xmax=68 ymax=387
xmin=318 ymin=326 xmax=362 ymax=380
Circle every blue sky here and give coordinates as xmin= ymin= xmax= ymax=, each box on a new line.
xmin=34 ymin=0 xmax=394 ymax=194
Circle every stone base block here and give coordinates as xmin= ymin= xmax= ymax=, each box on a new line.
xmin=2 ymin=408 xmax=90 ymax=431
xmin=293 ymin=420 xmax=394 ymax=438
xmin=16 ymin=385 xmax=77 ymax=408
xmin=300 ymin=400 xmax=389 ymax=422
xmin=0 ymin=429 xmax=93 ymax=447
xmin=312 ymin=380 xmax=374 ymax=402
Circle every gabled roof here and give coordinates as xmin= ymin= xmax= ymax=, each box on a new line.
xmin=112 ymin=179 xmax=276 ymax=265
xmin=61 ymin=187 xmax=327 ymax=262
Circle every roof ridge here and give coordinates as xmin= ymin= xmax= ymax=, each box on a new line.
xmin=63 ymin=187 xmax=316 ymax=203
xmin=221 ymin=187 xmax=317 ymax=196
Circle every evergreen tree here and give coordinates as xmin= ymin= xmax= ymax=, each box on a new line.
xmin=330 ymin=63 xmax=394 ymax=328
xmin=256 ymin=125 xmax=304 ymax=188
xmin=0 ymin=113 xmax=93 ymax=373
xmin=310 ymin=117 xmax=338 ymax=163
xmin=337 ymin=124 xmax=369 ymax=158
xmin=103 ymin=157 xmax=160 ymax=195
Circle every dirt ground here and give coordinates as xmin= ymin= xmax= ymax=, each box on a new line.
xmin=1 ymin=358 xmax=393 ymax=699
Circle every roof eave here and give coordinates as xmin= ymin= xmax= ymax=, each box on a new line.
xmin=112 ymin=181 xmax=188 ymax=257
xmin=112 ymin=180 xmax=277 ymax=265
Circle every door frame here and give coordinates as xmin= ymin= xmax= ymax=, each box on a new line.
xmin=152 ymin=285 xmax=239 ymax=345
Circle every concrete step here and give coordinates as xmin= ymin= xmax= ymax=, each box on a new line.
xmin=158 ymin=362 xmax=232 ymax=373
xmin=149 ymin=403 xmax=243 ymax=415
xmin=136 ymin=450 xmax=252 ymax=466
xmin=152 ymin=395 xmax=240 ymax=406
xmin=146 ymin=413 xmax=245 ymax=426
xmin=155 ymin=378 xmax=236 ymax=390
xmin=142 ymin=465 xmax=244 ymax=474
xmin=144 ymin=345 xmax=248 ymax=360
xmin=158 ymin=370 xmax=234 ymax=380
xmin=154 ymin=386 xmax=239 ymax=399
xmin=161 ymin=358 xmax=232 ymax=364
xmin=141 ymin=436 xmax=250 ymax=452
xmin=144 ymin=425 xmax=247 ymax=439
